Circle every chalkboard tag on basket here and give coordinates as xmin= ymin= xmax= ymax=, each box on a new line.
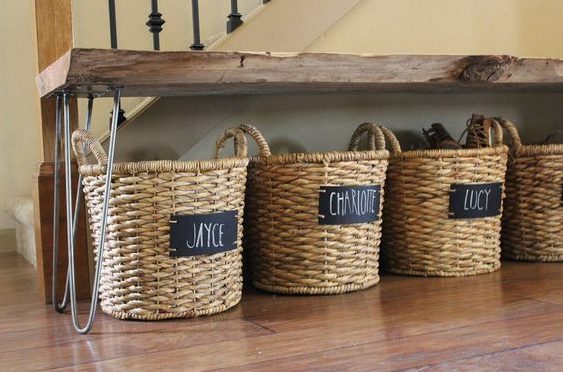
xmin=449 ymin=183 xmax=502 ymax=219
xmin=169 ymin=211 xmax=237 ymax=257
xmin=318 ymin=185 xmax=381 ymax=225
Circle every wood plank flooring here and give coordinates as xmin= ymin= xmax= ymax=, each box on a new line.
xmin=1 ymin=252 xmax=561 ymax=371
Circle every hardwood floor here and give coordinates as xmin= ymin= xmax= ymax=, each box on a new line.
xmin=1 ymin=252 xmax=561 ymax=371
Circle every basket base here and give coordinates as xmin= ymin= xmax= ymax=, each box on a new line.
xmin=503 ymin=253 xmax=563 ymax=262
xmin=252 ymin=276 xmax=379 ymax=295
xmin=384 ymin=263 xmax=501 ymax=277
xmin=101 ymin=295 xmax=242 ymax=321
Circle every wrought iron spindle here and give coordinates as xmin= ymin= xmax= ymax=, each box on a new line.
xmin=108 ymin=0 xmax=126 ymax=127
xmin=146 ymin=0 xmax=165 ymax=50
xmin=108 ymin=0 xmax=118 ymax=48
xmin=190 ymin=0 xmax=204 ymax=50
xmin=109 ymin=97 xmax=126 ymax=129
xmin=227 ymin=0 xmax=243 ymax=33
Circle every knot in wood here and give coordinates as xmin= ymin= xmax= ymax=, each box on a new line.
xmin=459 ymin=56 xmax=514 ymax=82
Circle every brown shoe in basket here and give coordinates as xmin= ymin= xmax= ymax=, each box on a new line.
xmin=540 ymin=130 xmax=563 ymax=145
xmin=465 ymin=114 xmax=493 ymax=148
xmin=422 ymin=123 xmax=462 ymax=149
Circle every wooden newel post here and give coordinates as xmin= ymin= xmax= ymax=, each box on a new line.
xmin=33 ymin=0 xmax=90 ymax=303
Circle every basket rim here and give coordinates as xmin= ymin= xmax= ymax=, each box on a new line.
xmin=512 ymin=143 xmax=563 ymax=157
xmin=249 ymin=149 xmax=389 ymax=165
xmin=389 ymin=145 xmax=508 ymax=160
xmin=78 ymin=157 xmax=249 ymax=176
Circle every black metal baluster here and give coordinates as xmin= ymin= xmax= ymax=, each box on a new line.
xmin=109 ymin=96 xmax=126 ymax=128
xmin=227 ymin=0 xmax=243 ymax=33
xmin=108 ymin=0 xmax=118 ymax=48
xmin=190 ymin=0 xmax=204 ymax=50
xmin=108 ymin=1 xmax=126 ymax=127
xmin=147 ymin=0 xmax=165 ymax=50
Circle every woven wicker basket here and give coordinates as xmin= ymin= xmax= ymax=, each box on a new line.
xmin=380 ymin=122 xmax=509 ymax=277
xmin=72 ymin=128 xmax=249 ymax=320
xmin=498 ymin=119 xmax=563 ymax=262
xmin=241 ymin=123 xmax=390 ymax=295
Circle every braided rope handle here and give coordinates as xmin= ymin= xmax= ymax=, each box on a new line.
xmin=238 ymin=124 xmax=272 ymax=157
xmin=215 ymin=127 xmax=249 ymax=159
xmin=377 ymin=125 xmax=402 ymax=154
xmin=72 ymin=129 xmax=108 ymax=167
xmin=348 ymin=122 xmax=386 ymax=152
xmin=495 ymin=117 xmax=523 ymax=151
xmin=489 ymin=118 xmax=504 ymax=146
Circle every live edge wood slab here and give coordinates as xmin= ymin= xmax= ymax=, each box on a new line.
xmin=37 ymin=48 xmax=563 ymax=97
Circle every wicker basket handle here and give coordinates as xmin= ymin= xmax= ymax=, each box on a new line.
xmin=348 ymin=122 xmax=387 ymax=151
xmin=238 ymin=124 xmax=272 ymax=156
xmin=489 ymin=118 xmax=504 ymax=146
xmin=72 ymin=129 xmax=108 ymax=167
xmin=215 ymin=127 xmax=249 ymax=158
xmin=496 ymin=117 xmax=523 ymax=151
xmin=377 ymin=125 xmax=402 ymax=154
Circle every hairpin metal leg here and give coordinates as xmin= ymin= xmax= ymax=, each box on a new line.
xmin=51 ymin=94 xmax=69 ymax=312
xmin=52 ymin=95 xmax=96 ymax=313
xmin=65 ymin=88 xmax=122 ymax=334
xmin=69 ymin=95 xmax=94 ymax=285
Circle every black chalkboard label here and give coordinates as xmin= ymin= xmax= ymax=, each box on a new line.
xmin=318 ymin=185 xmax=381 ymax=225
xmin=449 ymin=183 xmax=502 ymax=219
xmin=169 ymin=211 xmax=238 ymax=257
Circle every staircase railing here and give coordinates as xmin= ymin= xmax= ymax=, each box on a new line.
xmin=104 ymin=0 xmax=271 ymax=126
xmin=106 ymin=0 xmax=272 ymax=52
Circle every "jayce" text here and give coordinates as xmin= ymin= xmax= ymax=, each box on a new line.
xmin=186 ymin=222 xmax=225 ymax=249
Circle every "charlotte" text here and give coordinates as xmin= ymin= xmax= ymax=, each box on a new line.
xmin=329 ymin=188 xmax=378 ymax=217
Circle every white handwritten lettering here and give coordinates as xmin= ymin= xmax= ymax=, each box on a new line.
xmin=463 ymin=188 xmax=492 ymax=211
xmin=186 ymin=222 xmax=226 ymax=249
xmin=328 ymin=188 xmax=379 ymax=217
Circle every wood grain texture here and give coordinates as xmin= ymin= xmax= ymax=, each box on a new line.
xmin=33 ymin=0 xmax=89 ymax=304
xmin=36 ymin=49 xmax=563 ymax=98
xmin=32 ymin=162 xmax=90 ymax=304
xmin=1 ymin=252 xmax=562 ymax=371
xmin=34 ymin=0 xmax=77 ymax=161
xmin=418 ymin=339 xmax=563 ymax=371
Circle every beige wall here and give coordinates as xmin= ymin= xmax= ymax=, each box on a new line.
xmin=213 ymin=0 xmax=563 ymax=58
xmin=113 ymin=0 xmax=563 ymax=164
xmin=304 ymin=0 xmax=563 ymax=57
xmin=215 ymin=0 xmax=361 ymax=52
xmin=114 ymin=93 xmax=563 ymax=163
xmin=0 ymin=0 xmax=41 ymax=230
